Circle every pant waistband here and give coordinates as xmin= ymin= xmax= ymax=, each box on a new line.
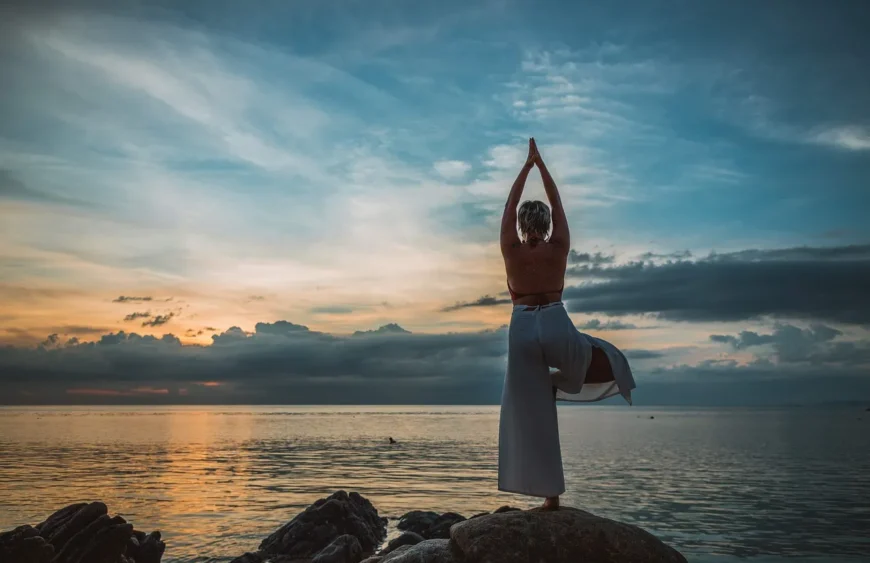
xmin=512 ymin=301 xmax=563 ymax=312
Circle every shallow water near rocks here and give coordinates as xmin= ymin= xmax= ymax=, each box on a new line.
xmin=1 ymin=405 xmax=868 ymax=562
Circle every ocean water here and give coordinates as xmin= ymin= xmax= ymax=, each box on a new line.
xmin=0 ymin=406 xmax=868 ymax=562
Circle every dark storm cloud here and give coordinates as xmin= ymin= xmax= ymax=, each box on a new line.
xmin=352 ymin=323 xmax=411 ymax=336
xmin=641 ymin=360 xmax=870 ymax=406
xmin=123 ymin=311 xmax=151 ymax=322
xmin=622 ymin=349 xmax=665 ymax=360
xmin=576 ymin=319 xmax=638 ymax=331
xmin=113 ymin=296 xmax=153 ymax=303
xmin=442 ymin=295 xmax=512 ymax=312
xmin=710 ymin=323 xmax=870 ymax=365
xmin=563 ymin=244 xmax=870 ymax=325
xmin=568 ymin=251 xmax=615 ymax=265
xmin=638 ymin=250 xmax=692 ymax=261
xmin=141 ymin=313 xmax=173 ymax=327
xmin=2 ymin=316 xmax=868 ymax=405
xmin=0 ymin=320 xmax=511 ymax=404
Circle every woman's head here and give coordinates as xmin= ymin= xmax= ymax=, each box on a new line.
xmin=518 ymin=200 xmax=551 ymax=241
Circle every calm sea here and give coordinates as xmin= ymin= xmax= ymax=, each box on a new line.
xmin=0 ymin=406 xmax=868 ymax=562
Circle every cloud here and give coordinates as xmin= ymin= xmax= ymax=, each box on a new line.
xmin=4 ymin=318 xmax=866 ymax=406
xmin=577 ymin=318 xmax=638 ymax=331
xmin=639 ymin=250 xmax=692 ymax=261
xmin=0 ymin=320 xmax=510 ymax=404
xmin=568 ymin=251 xmax=615 ymax=265
xmin=433 ymin=160 xmax=471 ymax=179
xmin=623 ymin=349 xmax=664 ymax=360
xmin=0 ymin=169 xmax=87 ymax=208
xmin=710 ymin=323 xmax=870 ymax=366
xmin=141 ymin=312 xmax=173 ymax=327
xmin=642 ymin=360 xmax=870 ymax=406
xmin=53 ymin=325 xmax=110 ymax=336
xmin=124 ymin=311 xmax=151 ymax=322
xmin=442 ymin=295 xmax=512 ymax=312
xmin=563 ymin=244 xmax=870 ymax=325
xmin=352 ymin=323 xmax=411 ymax=337
xmin=810 ymin=126 xmax=870 ymax=151
xmin=311 ymin=305 xmax=355 ymax=315
xmin=113 ymin=296 xmax=154 ymax=303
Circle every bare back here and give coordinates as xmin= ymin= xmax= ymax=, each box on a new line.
xmin=503 ymin=239 xmax=569 ymax=306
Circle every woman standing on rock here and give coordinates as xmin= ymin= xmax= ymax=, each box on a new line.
xmin=498 ymin=138 xmax=636 ymax=510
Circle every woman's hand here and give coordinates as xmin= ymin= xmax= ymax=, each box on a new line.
xmin=525 ymin=137 xmax=540 ymax=168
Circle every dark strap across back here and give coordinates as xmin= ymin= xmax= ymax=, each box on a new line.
xmin=507 ymin=279 xmax=565 ymax=301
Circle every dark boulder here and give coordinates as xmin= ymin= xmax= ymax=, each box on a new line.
xmin=422 ymin=514 xmax=465 ymax=540
xmin=395 ymin=511 xmax=439 ymax=536
xmin=450 ymin=506 xmax=686 ymax=563
xmin=257 ymin=491 xmax=386 ymax=560
xmin=492 ymin=506 xmax=520 ymax=514
xmin=2 ymin=502 xmax=165 ymax=563
xmin=228 ymin=552 xmax=263 ymax=563
xmin=311 ymin=534 xmax=363 ymax=563
xmin=0 ymin=525 xmax=54 ymax=563
xmin=379 ymin=531 xmax=424 ymax=556
xmin=379 ymin=539 xmax=458 ymax=563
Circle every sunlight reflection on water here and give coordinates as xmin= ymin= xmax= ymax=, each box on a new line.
xmin=1 ymin=406 xmax=868 ymax=562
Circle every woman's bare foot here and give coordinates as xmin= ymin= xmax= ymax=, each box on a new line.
xmin=541 ymin=496 xmax=559 ymax=511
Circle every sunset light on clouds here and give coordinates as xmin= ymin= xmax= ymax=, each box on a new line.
xmin=1 ymin=0 xmax=869 ymax=405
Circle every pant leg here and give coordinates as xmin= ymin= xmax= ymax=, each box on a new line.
xmin=538 ymin=305 xmax=635 ymax=404
xmin=537 ymin=305 xmax=593 ymax=393
xmin=498 ymin=310 xmax=565 ymax=497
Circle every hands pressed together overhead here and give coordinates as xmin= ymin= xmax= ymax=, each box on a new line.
xmin=525 ymin=137 xmax=543 ymax=168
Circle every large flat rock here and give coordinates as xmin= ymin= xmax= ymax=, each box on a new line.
xmin=450 ymin=507 xmax=686 ymax=563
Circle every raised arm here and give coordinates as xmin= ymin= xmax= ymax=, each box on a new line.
xmin=500 ymin=139 xmax=536 ymax=254
xmin=533 ymin=139 xmax=570 ymax=248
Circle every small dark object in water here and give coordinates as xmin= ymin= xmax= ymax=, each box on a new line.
xmin=389 ymin=437 xmax=397 ymax=444
xmin=649 ymin=416 xmax=655 ymax=419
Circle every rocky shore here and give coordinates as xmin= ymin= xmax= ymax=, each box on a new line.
xmin=2 ymin=491 xmax=686 ymax=563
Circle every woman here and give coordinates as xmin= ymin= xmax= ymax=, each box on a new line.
xmin=498 ymin=138 xmax=636 ymax=511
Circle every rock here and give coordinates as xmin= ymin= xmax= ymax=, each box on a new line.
xmin=2 ymin=502 xmax=165 ymax=563
xmin=493 ymin=506 xmax=520 ymax=514
xmin=0 ymin=525 xmax=54 ymax=563
xmin=311 ymin=534 xmax=363 ymax=563
xmin=229 ymin=552 xmax=264 ymax=563
xmin=450 ymin=507 xmax=686 ymax=563
xmin=42 ymin=501 xmax=109 ymax=550
xmin=133 ymin=531 xmax=166 ymax=563
xmin=258 ymin=491 xmax=386 ymax=560
xmin=422 ymin=513 xmax=465 ymax=539
xmin=379 ymin=532 xmax=424 ymax=555
xmin=379 ymin=539 xmax=458 ymax=563
xmin=51 ymin=514 xmax=132 ymax=563
xmin=468 ymin=513 xmax=489 ymax=520
xmin=396 ymin=511 xmax=439 ymax=536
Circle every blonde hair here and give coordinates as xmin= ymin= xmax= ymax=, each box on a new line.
xmin=518 ymin=200 xmax=551 ymax=241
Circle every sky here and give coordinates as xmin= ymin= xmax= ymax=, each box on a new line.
xmin=1 ymin=0 xmax=869 ymax=405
